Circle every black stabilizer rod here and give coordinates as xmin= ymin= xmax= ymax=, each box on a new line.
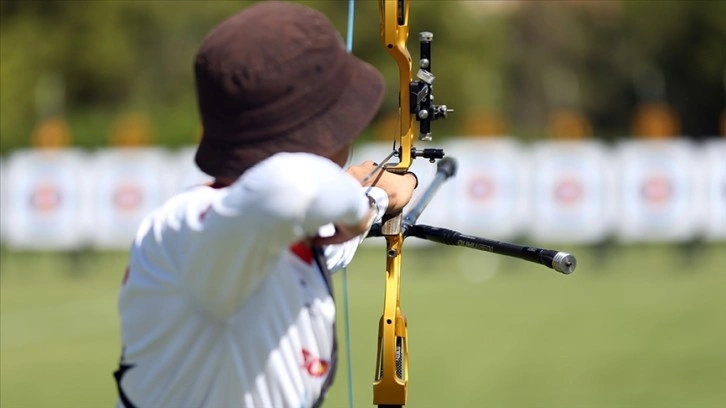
xmin=402 ymin=157 xmax=457 ymax=227
xmin=405 ymin=224 xmax=576 ymax=274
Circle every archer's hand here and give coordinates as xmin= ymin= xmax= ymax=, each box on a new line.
xmin=347 ymin=161 xmax=417 ymax=214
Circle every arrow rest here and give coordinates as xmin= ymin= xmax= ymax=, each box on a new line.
xmin=412 ymin=147 xmax=444 ymax=162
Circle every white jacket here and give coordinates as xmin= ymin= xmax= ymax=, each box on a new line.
xmin=116 ymin=153 xmax=388 ymax=408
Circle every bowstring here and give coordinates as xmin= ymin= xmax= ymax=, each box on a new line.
xmin=343 ymin=1 xmax=356 ymax=408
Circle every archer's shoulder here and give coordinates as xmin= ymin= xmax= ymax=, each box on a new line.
xmin=131 ymin=185 xmax=218 ymax=248
xmin=145 ymin=184 xmax=219 ymax=226
xmin=252 ymin=152 xmax=342 ymax=173
xmin=241 ymin=152 xmax=346 ymax=185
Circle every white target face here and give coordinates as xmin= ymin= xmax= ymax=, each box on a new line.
xmin=529 ymin=141 xmax=615 ymax=244
xmin=1 ymin=149 xmax=91 ymax=250
xmin=703 ymin=140 xmax=726 ymax=241
xmin=89 ymin=148 xmax=175 ymax=249
xmin=617 ymin=140 xmax=704 ymax=242
xmin=445 ymin=138 xmax=530 ymax=240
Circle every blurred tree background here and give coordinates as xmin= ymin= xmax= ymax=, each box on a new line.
xmin=1 ymin=0 xmax=725 ymax=154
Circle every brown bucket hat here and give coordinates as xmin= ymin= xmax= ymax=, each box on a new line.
xmin=193 ymin=1 xmax=385 ymax=179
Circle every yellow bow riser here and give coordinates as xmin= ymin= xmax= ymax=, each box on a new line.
xmin=374 ymin=1 xmax=412 ymax=406
xmin=374 ymin=0 xmax=452 ymax=405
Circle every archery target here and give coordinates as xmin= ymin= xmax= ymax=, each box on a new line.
xmin=703 ymin=139 xmax=726 ymax=241
xmin=88 ymin=147 xmax=176 ymax=249
xmin=529 ymin=140 xmax=616 ymax=244
xmin=0 ymin=158 xmax=5 ymax=243
xmin=615 ymin=139 xmax=705 ymax=242
xmin=173 ymin=146 xmax=214 ymax=193
xmin=0 ymin=149 xmax=92 ymax=250
xmin=443 ymin=137 xmax=530 ymax=240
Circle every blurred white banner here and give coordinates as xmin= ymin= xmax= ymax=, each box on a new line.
xmin=1 ymin=138 xmax=723 ymax=251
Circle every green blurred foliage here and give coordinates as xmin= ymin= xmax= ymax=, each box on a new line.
xmin=1 ymin=1 xmax=725 ymax=153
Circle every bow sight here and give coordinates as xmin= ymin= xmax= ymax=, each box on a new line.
xmin=409 ymin=32 xmax=448 ymax=163
xmin=410 ymin=32 xmax=452 ymax=142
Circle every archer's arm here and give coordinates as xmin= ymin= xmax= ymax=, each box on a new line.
xmin=176 ymin=153 xmax=376 ymax=317
xmin=318 ymin=161 xmax=417 ymax=272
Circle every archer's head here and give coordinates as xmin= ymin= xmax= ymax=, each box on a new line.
xmin=193 ymin=1 xmax=385 ymax=182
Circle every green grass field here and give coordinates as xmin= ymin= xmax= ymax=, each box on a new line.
xmin=1 ymin=242 xmax=725 ymax=407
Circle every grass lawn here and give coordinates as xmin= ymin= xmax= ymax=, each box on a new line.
xmin=1 ymin=242 xmax=725 ymax=407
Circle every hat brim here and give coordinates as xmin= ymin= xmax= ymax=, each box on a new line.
xmin=195 ymin=54 xmax=386 ymax=180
